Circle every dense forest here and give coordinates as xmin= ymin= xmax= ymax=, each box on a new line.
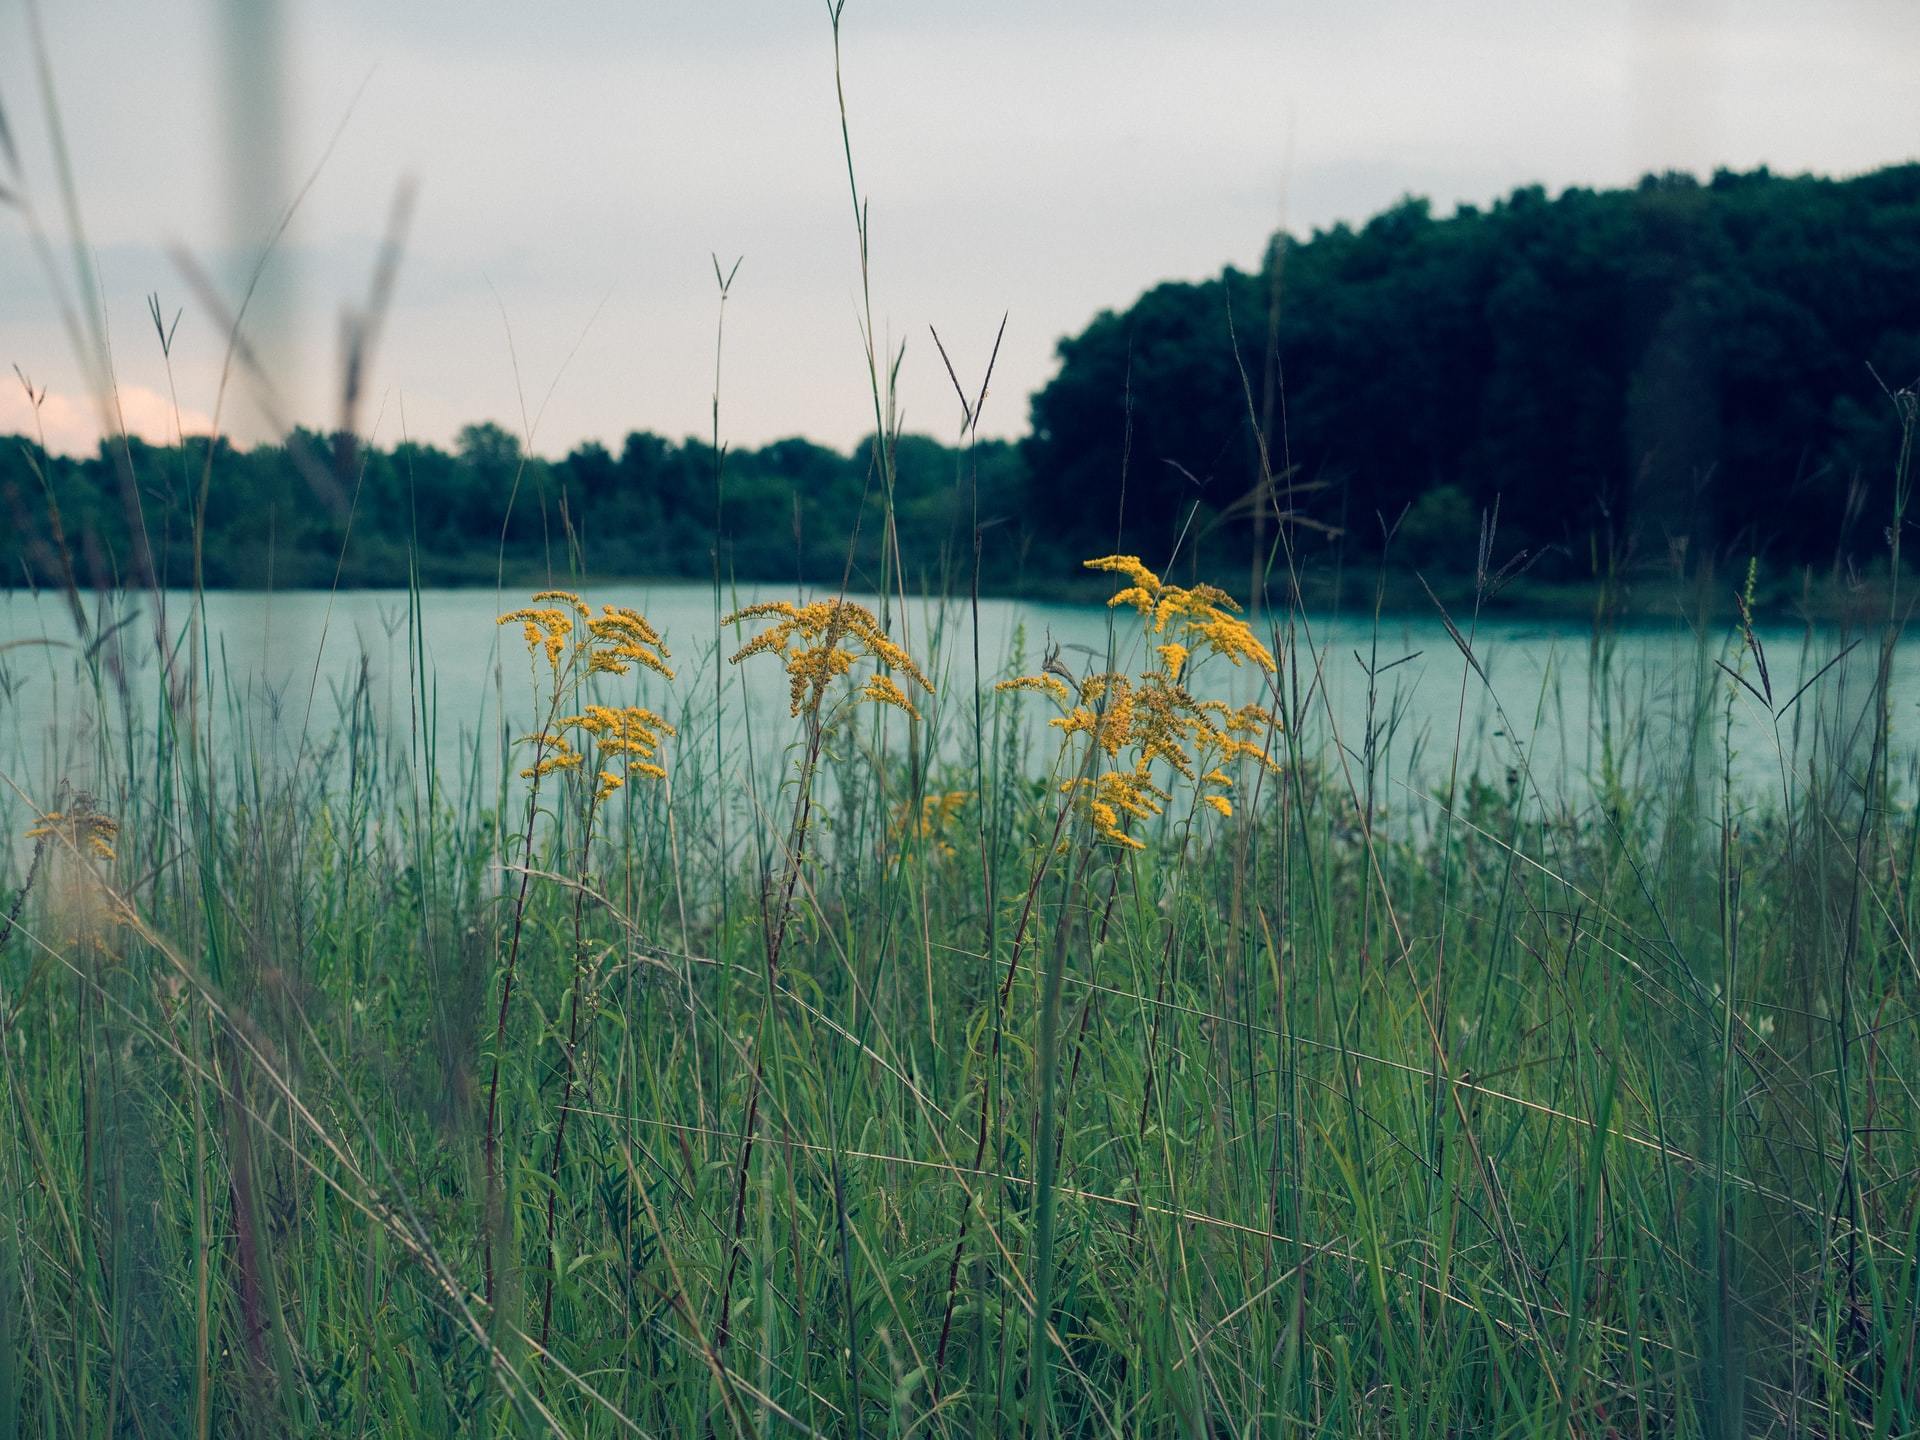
xmin=1029 ymin=162 xmax=1920 ymax=584
xmin=5 ymin=163 xmax=1918 ymax=599
xmin=0 ymin=423 xmax=1027 ymax=593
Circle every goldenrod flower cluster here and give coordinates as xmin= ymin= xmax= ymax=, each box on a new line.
xmin=724 ymin=599 xmax=933 ymax=720
xmin=585 ymin=606 xmax=674 ymax=680
xmin=1079 ymin=765 xmax=1170 ymax=851
xmin=1085 ymin=556 xmax=1276 ymax=673
xmin=894 ymin=788 xmax=972 ymax=859
xmin=498 ymin=591 xmax=676 ymax=792
xmin=516 ymin=705 xmax=676 ymax=794
xmin=499 ymin=590 xmax=675 ymax=681
xmin=498 ymin=598 xmax=576 ymax=671
xmin=998 ymin=673 xmax=1073 ymax=706
xmin=998 ymin=557 xmax=1279 ymax=849
xmin=1038 ymin=678 xmax=1275 ymax=847
xmin=26 ymin=806 xmax=118 ymax=861
xmin=515 ymin=728 xmax=585 ymax=781
xmin=572 ymin=704 xmax=675 ymax=799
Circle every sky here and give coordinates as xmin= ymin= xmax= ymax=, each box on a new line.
xmin=2 ymin=0 xmax=1917 ymax=458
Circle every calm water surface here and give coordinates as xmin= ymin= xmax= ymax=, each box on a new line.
xmin=0 ymin=584 xmax=1908 ymax=832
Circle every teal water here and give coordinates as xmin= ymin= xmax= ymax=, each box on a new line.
xmin=0 ymin=584 xmax=1905 ymax=842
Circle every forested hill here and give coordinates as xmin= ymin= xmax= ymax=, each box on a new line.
xmin=1028 ymin=164 xmax=1920 ymax=581
xmin=4 ymin=164 xmax=1917 ymax=598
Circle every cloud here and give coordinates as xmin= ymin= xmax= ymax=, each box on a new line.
xmin=0 ymin=383 xmax=214 ymax=455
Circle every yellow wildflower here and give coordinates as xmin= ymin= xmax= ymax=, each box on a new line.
xmin=586 ymin=605 xmax=674 ymax=680
xmin=1083 ymin=557 xmax=1275 ymax=673
xmin=1192 ymin=611 xmax=1276 ymax=671
xmin=25 ymin=806 xmax=118 ymax=861
xmin=860 ymin=673 xmax=922 ymax=720
xmin=1088 ymin=801 xmax=1129 ymax=844
xmin=893 ymin=788 xmax=972 ymax=859
xmin=498 ymin=606 xmax=575 ymax=670
xmin=516 ymin=730 xmax=584 ymax=780
xmin=997 ymin=555 xmax=1287 ymax=850
xmin=531 ymin=589 xmax=590 ymax=616
xmin=1197 ymin=700 xmax=1281 ymax=770
xmin=1084 ymin=555 xmax=1163 ymax=593
xmin=994 ymin=673 xmax=1072 ymax=707
xmin=1050 ymin=673 xmax=1136 ymax=760
xmin=566 ymin=704 xmax=676 ymax=793
xmin=1059 ymin=763 xmax=1168 ymax=850
xmin=725 ymin=599 xmax=933 ymax=719
xmin=500 ymin=594 xmax=674 ymax=682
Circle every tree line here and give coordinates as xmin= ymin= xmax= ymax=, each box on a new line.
xmin=1 ymin=424 xmax=1029 ymax=594
xmin=6 ymin=163 xmax=1917 ymax=599
xmin=1028 ymin=163 xmax=1920 ymax=586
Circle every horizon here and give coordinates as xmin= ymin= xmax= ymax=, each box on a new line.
xmin=4 ymin=1 xmax=1918 ymax=461
xmin=7 ymin=158 xmax=1913 ymax=468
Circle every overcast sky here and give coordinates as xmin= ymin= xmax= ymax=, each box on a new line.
xmin=2 ymin=0 xmax=1917 ymax=457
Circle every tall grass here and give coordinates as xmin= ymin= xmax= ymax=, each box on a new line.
xmin=7 ymin=483 xmax=1920 ymax=1438
xmin=4 ymin=8 xmax=1920 ymax=1437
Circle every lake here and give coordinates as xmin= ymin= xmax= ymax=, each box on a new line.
xmin=0 ymin=584 xmax=1907 ymax=836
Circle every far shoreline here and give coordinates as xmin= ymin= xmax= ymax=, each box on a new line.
xmin=3 ymin=565 xmax=1907 ymax=631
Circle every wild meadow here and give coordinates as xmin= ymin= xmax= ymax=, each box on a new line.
xmin=6 ymin=9 xmax=1920 ymax=1438
xmin=8 ymin=492 xmax=1920 ymax=1438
